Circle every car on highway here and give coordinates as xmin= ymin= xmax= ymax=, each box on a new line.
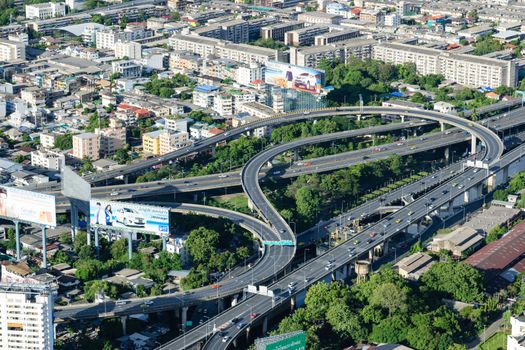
xmin=288 ymin=281 xmax=297 ymax=289
xmin=353 ymin=239 xmax=360 ymax=245
xmin=218 ymin=174 xmax=228 ymax=178
xmin=250 ymin=313 xmax=257 ymax=319
xmin=410 ymin=146 xmax=417 ymax=150
xmin=143 ymin=300 xmax=153 ymax=305
xmin=395 ymin=219 xmax=401 ymax=223
xmin=369 ymin=232 xmax=377 ymax=238
xmin=115 ymin=300 xmax=129 ymax=306
xmin=115 ymin=208 xmax=145 ymax=227
xmin=110 ymin=191 xmax=119 ymax=196
xmin=222 ymin=336 xmax=230 ymax=343
xmin=236 ymin=322 xmax=246 ymax=330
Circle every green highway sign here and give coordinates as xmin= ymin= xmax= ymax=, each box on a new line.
xmin=263 ymin=240 xmax=294 ymax=246
xmin=185 ymin=321 xmax=193 ymax=327
xmin=262 ymin=331 xmax=306 ymax=350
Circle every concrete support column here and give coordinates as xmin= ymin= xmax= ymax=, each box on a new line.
xmin=368 ymin=249 xmax=374 ymax=262
xmin=246 ymin=326 xmax=251 ymax=342
xmin=444 ymin=147 xmax=450 ymax=162
xmin=383 ymin=239 xmax=389 ymax=256
xmin=503 ymin=166 xmax=509 ymax=183
xmin=162 ymin=235 xmax=167 ymax=251
xmin=231 ymin=294 xmax=239 ymax=307
xmin=94 ymin=228 xmax=100 ymax=257
xmin=41 ymin=226 xmax=47 ymax=268
xmin=124 ymin=175 xmax=129 ymax=184
xmin=342 ymin=264 xmax=348 ymax=279
xmin=218 ymin=298 xmax=225 ymax=313
xmin=400 ymin=115 xmax=405 ymax=123
xmin=331 ymin=271 xmax=336 ymax=281
xmin=487 ymin=174 xmax=497 ymax=192
xmin=127 ymin=232 xmax=133 ymax=261
xmin=121 ymin=316 xmax=128 ymax=335
xmin=293 ymin=149 xmax=299 ymax=161
xmin=471 ymin=134 xmax=477 ymax=155
xmin=262 ymin=316 xmax=268 ymax=334
xmin=290 ymin=295 xmax=296 ymax=311
xmin=440 ymin=121 xmax=445 ymax=132
xmin=87 ymin=229 xmax=91 ymax=246
xmin=181 ymin=306 xmax=188 ymax=330
xmin=14 ymin=221 xmax=20 ymax=261
xmin=193 ymin=193 xmax=198 ymax=202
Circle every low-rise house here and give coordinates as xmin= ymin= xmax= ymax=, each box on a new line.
xmin=428 ymin=226 xmax=484 ymax=257
xmin=394 ymin=252 xmax=435 ymax=281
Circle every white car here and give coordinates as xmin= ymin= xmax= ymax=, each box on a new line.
xmin=115 ymin=208 xmax=145 ymax=227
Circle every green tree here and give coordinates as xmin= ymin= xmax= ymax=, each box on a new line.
xmin=110 ymin=238 xmax=129 ymax=261
xmin=421 ymin=261 xmax=486 ymax=303
xmin=370 ymin=315 xmax=409 ymax=344
xmin=55 ymin=134 xmax=73 ymax=150
xmin=326 ymin=303 xmax=367 ymax=342
xmin=295 ymin=187 xmax=321 ymax=222
xmin=369 ymin=282 xmax=408 ymax=316
xmin=185 ymin=227 xmax=220 ymax=264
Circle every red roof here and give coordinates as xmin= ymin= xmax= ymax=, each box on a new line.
xmin=465 ymin=220 xmax=525 ymax=276
xmin=208 ymin=128 xmax=224 ymax=135
xmin=117 ymin=103 xmax=139 ymax=112
xmin=351 ymin=7 xmax=361 ymax=14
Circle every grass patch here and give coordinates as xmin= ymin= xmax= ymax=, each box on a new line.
xmin=210 ymin=194 xmax=250 ymax=214
xmin=479 ymin=332 xmax=507 ymax=350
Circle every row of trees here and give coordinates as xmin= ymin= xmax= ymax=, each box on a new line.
xmin=268 ymin=154 xmax=414 ymax=229
xmin=143 ymin=74 xmax=195 ymax=98
xmin=272 ymin=263 xmax=491 ymax=350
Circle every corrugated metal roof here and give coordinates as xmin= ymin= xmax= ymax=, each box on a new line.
xmin=465 ymin=220 xmax=525 ymax=274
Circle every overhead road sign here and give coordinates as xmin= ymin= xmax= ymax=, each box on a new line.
xmin=263 ymin=240 xmax=294 ymax=246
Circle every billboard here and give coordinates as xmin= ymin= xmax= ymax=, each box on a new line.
xmin=255 ymin=331 xmax=306 ymax=350
xmin=0 ymin=186 xmax=56 ymax=227
xmin=61 ymin=165 xmax=91 ymax=213
xmin=89 ymin=199 xmax=169 ymax=235
xmin=265 ymin=61 xmax=325 ymax=94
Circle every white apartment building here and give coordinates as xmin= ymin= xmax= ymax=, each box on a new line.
xmin=372 ymin=42 xmax=517 ymax=88
xmin=508 ymin=316 xmax=525 ymax=350
xmin=384 ymin=13 xmax=401 ymax=27
xmin=0 ymin=39 xmax=25 ymax=61
xmin=214 ymin=93 xmax=234 ymax=116
xmin=31 ymin=149 xmax=64 ymax=171
xmin=72 ymin=132 xmax=99 ymax=160
xmin=95 ymin=30 xmax=132 ymax=50
xmin=238 ymin=101 xmax=276 ymax=119
xmin=114 ymin=41 xmax=142 ymax=59
xmin=284 ymin=26 xmax=330 ymax=46
xmin=169 ymin=34 xmax=286 ymax=65
xmin=111 ymin=60 xmax=142 ymax=78
xmin=0 ymin=283 xmax=55 ymax=350
xmin=65 ymin=0 xmax=85 ymax=10
xmin=290 ymin=39 xmax=376 ymax=67
xmin=165 ymin=117 xmax=190 ymax=132
xmin=39 ymin=133 xmax=57 ymax=149
xmin=235 ymin=63 xmax=263 ymax=87
xmin=25 ymin=2 xmax=65 ymax=19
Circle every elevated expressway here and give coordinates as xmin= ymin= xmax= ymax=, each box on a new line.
xmin=160 ymin=107 xmax=505 ymax=349
xmin=55 ymin=203 xmax=293 ymax=321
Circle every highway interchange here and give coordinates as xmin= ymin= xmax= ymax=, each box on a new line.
xmin=52 ymin=105 xmax=525 ymax=349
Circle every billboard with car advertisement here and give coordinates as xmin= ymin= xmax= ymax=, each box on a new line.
xmin=264 ymin=61 xmax=325 ymax=94
xmin=89 ymin=199 xmax=169 ymax=235
xmin=0 ymin=186 xmax=56 ymax=227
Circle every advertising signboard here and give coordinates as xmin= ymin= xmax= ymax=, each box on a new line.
xmin=265 ymin=61 xmax=325 ymax=94
xmin=89 ymin=199 xmax=169 ymax=235
xmin=255 ymin=331 xmax=306 ymax=350
xmin=0 ymin=186 xmax=56 ymax=227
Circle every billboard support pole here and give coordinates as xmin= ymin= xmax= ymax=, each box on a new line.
xmin=41 ymin=225 xmax=47 ymax=268
xmin=162 ymin=234 xmax=167 ymax=251
xmin=70 ymin=204 xmax=77 ymax=242
xmin=94 ymin=227 xmax=99 ymax=258
xmin=14 ymin=221 xmax=20 ymax=261
xmin=127 ymin=232 xmax=133 ymax=261
xmin=87 ymin=229 xmax=91 ymax=246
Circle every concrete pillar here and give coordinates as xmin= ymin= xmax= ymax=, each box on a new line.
xmin=87 ymin=229 xmax=91 ymax=246
xmin=444 ymin=147 xmax=450 ymax=162
xmin=293 ymin=149 xmax=299 ymax=161
xmin=181 ymin=306 xmax=188 ymax=330
xmin=14 ymin=221 xmax=20 ymax=261
xmin=231 ymin=294 xmax=239 ymax=307
xmin=487 ymin=174 xmax=497 ymax=191
xmin=383 ymin=239 xmax=389 ymax=255
xmin=262 ymin=316 xmax=268 ymax=334
xmin=400 ymin=115 xmax=405 ymax=123
xmin=290 ymin=296 xmax=296 ymax=311
xmin=368 ymin=249 xmax=374 ymax=262
xmin=331 ymin=271 xmax=336 ymax=281
xmin=193 ymin=193 xmax=198 ymax=202
xmin=440 ymin=121 xmax=445 ymax=132
xmin=503 ymin=166 xmax=509 ymax=183
xmin=162 ymin=235 xmax=167 ymax=251
xmin=246 ymin=326 xmax=251 ymax=342
xmin=121 ymin=316 xmax=128 ymax=335
xmin=94 ymin=228 xmax=99 ymax=257
xmin=342 ymin=264 xmax=348 ymax=279
xmin=357 ymin=114 xmax=361 ymax=121
xmin=218 ymin=298 xmax=225 ymax=313
xmin=41 ymin=226 xmax=47 ymax=268
xmin=124 ymin=175 xmax=129 ymax=184
xmin=471 ymin=134 xmax=477 ymax=155
xmin=127 ymin=232 xmax=133 ymax=261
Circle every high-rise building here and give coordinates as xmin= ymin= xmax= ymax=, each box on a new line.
xmin=72 ymin=132 xmax=100 ymax=160
xmin=0 ymin=39 xmax=25 ymax=61
xmin=96 ymin=119 xmax=126 ymax=157
xmin=284 ymin=26 xmax=330 ymax=46
xmin=0 ymin=283 xmax=55 ymax=350
xmin=114 ymin=41 xmax=142 ymax=59
xmin=25 ymin=2 xmax=65 ymax=20
xmin=261 ymin=21 xmax=304 ymax=41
